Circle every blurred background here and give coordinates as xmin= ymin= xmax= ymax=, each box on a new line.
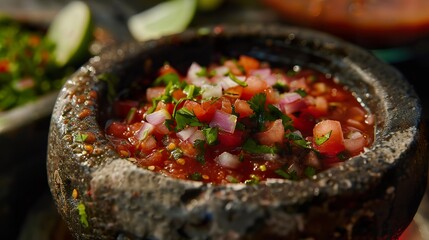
xmin=0 ymin=0 xmax=428 ymax=239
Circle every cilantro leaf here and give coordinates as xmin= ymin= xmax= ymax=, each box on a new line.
xmin=174 ymin=108 xmax=204 ymax=131
xmin=202 ymin=127 xmax=218 ymax=145
xmin=193 ymin=139 xmax=206 ymax=164
xmin=248 ymin=93 xmax=267 ymax=130
xmin=242 ymin=139 xmax=278 ymax=154
xmin=77 ymin=202 xmax=89 ymax=228
xmin=315 ymin=130 xmax=332 ymax=145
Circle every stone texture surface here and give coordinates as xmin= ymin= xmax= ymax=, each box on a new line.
xmin=47 ymin=25 xmax=428 ymax=240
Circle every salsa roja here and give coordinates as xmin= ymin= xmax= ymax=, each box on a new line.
xmin=104 ymin=55 xmax=375 ymax=184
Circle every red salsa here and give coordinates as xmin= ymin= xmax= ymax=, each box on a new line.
xmin=105 ymin=55 xmax=375 ymax=184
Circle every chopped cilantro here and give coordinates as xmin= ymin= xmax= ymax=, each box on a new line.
xmin=170 ymin=148 xmax=183 ymax=160
xmin=248 ymin=93 xmax=267 ymax=130
xmin=73 ymin=133 xmax=88 ymax=143
xmin=202 ymin=127 xmax=218 ymax=145
xmin=272 ymin=81 xmax=289 ymax=93
xmin=189 ymin=172 xmax=203 ymax=181
xmin=174 ymin=108 xmax=204 ymax=131
xmin=286 ymin=132 xmax=312 ymax=149
xmin=275 ymin=169 xmax=298 ymax=180
xmin=304 ymin=166 xmax=316 ymax=178
xmin=315 ymin=130 xmax=332 ymax=145
xmin=193 ymin=139 xmax=206 ymax=164
xmin=242 ymin=139 xmax=278 ymax=154
xmin=154 ymin=72 xmax=181 ymax=86
xmin=295 ymin=88 xmax=307 ymax=97
xmin=267 ymin=105 xmax=294 ymax=130
xmin=77 ymin=202 xmax=89 ymax=228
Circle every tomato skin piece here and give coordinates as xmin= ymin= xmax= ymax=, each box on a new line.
xmin=218 ymin=130 xmax=244 ymax=148
xmin=312 ymin=120 xmax=345 ymax=155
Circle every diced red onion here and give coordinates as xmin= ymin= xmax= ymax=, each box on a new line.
xmin=281 ymin=99 xmax=307 ymax=114
xmin=201 ymin=84 xmax=222 ymax=99
xmin=146 ymin=109 xmax=171 ymax=125
xmin=187 ymin=62 xmax=209 ymax=86
xmin=280 ymin=92 xmax=302 ymax=104
xmin=188 ymin=130 xmax=205 ymax=143
xmin=209 ymin=110 xmax=237 ymax=133
xmin=176 ymin=126 xmax=197 ymax=141
xmin=215 ymin=152 xmax=241 ymax=169
xmin=135 ymin=122 xmax=155 ymax=141
xmin=250 ymin=68 xmax=271 ymax=78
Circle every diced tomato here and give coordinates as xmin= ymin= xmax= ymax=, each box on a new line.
xmin=218 ymin=130 xmax=244 ymax=148
xmin=256 ymin=119 xmax=285 ymax=146
xmin=172 ymin=89 xmax=187 ymax=101
xmin=224 ymin=60 xmax=243 ymax=76
xmin=241 ymin=76 xmax=268 ymax=100
xmin=312 ymin=120 xmax=345 ymax=155
xmin=199 ymin=99 xmax=222 ymax=122
xmin=233 ymin=99 xmax=253 ymax=118
xmin=0 ymin=60 xmax=9 ymax=73
xmin=113 ymin=100 xmax=139 ymax=118
xmin=183 ymin=100 xmax=208 ymax=122
xmin=238 ymin=55 xmax=260 ymax=75
xmin=155 ymin=101 xmax=175 ymax=114
xmin=305 ymin=96 xmax=328 ymax=118
xmin=106 ymin=121 xmax=128 ymax=139
xmin=220 ymin=97 xmax=233 ymax=114
xmin=264 ymin=88 xmax=280 ymax=104
xmin=146 ymin=87 xmax=165 ymax=101
xmin=290 ymin=112 xmax=316 ymax=137
xmin=139 ymin=136 xmax=158 ymax=153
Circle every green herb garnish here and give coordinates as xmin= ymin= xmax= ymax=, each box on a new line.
xmin=77 ymin=202 xmax=89 ymax=228
xmin=228 ymin=72 xmax=248 ymax=87
xmin=202 ymin=127 xmax=218 ymax=145
xmin=73 ymin=132 xmax=88 ymax=143
xmin=315 ymin=130 xmax=332 ymax=145
xmin=242 ymin=139 xmax=278 ymax=154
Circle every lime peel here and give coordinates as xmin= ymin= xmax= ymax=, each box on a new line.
xmin=128 ymin=0 xmax=197 ymax=42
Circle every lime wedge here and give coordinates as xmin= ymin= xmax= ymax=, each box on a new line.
xmin=47 ymin=1 xmax=94 ymax=67
xmin=128 ymin=0 xmax=197 ymax=42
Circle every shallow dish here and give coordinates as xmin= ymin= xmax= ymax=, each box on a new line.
xmin=47 ymin=24 xmax=428 ymax=239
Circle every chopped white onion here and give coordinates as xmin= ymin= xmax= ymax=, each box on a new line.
xmin=216 ymin=152 xmax=241 ymax=169
xmin=209 ymin=110 xmax=237 ymax=133
xmin=201 ymin=84 xmax=223 ymax=99
xmin=146 ymin=109 xmax=171 ymax=125
xmin=176 ymin=126 xmax=197 ymax=141
xmin=220 ymin=76 xmax=242 ymax=90
xmin=213 ymin=66 xmax=229 ymax=77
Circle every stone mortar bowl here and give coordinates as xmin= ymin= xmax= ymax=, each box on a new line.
xmin=47 ymin=24 xmax=428 ymax=240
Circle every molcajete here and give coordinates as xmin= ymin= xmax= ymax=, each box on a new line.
xmin=47 ymin=25 xmax=428 ymax=239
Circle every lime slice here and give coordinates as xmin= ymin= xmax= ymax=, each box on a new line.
xmin=47 ymin=1 xmax=94 ymax=67
xmin=128 ymin=0 xmax=197 ymax=42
